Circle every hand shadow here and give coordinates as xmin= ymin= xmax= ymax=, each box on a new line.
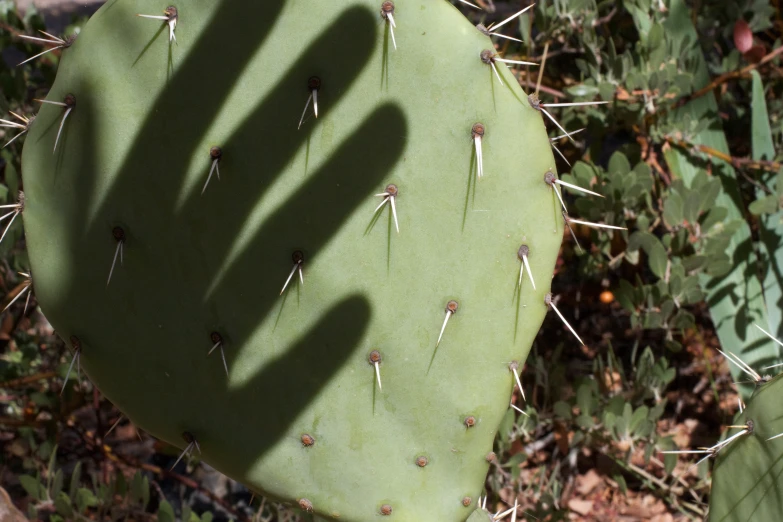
xmin=29 ymin=0 xmax=407 ymax=488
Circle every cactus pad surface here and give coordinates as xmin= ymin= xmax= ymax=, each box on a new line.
xmin=20 ymin=0 xmax=561 ymax=519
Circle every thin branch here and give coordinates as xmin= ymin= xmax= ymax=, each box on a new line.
xmin=0 ymin=22 xmax=23 ymax=39
xmin=592 ymin=7 xmax=618 ymax=27
xmin=664 ymin=136 xmax=781 ymax=174
xmin=676 ymin=45 xmax=783 ymax=108
xmin=0 ymin=371 xmax=57 ymax=389
xmin=535 ymin=42 xmax=550 ymax=96
xmin=517 ymin=75 xmax=566 ymax=99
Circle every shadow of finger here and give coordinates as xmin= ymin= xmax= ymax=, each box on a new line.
xmin=199 ymin=294 xmax=372 ymax=484
xmin=70 ymin=0 xmax=287 ymax=233
xmin=177 ymin=6 xmax=377 ymax=254
xmin=206 ymin=104 xmax=406 ymax=332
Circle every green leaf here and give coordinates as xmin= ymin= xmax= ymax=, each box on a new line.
xmin=75 ymin=488 xmax=97 ymax=514
xmin=664 ymin=453 xmax=677 ymax=475
xmin=603 ymin=411 xmax=617 ymax=431
xmin=628 ymin=232 xmax=667 ymax=278
xmin=130 ymin=471 xmax=150 ymax=508
xmin=700 ymin=206 xmax=728 ymax=231
xmin=505 ymin=453 xmax=527 ymax=481
xmin=576 ymin=382 xmax=596 ymax=416
xmin=4 ymin=154 xmax=19 ymax=199
xmin=19 ymin=475 xmax=42 ymax=500
xmin=613 ymin=473 xmax=628 ymax=495
xmin=749 ymin=194 xmax=778 ymax=215
xmin=142 ymin=476 xmax=150 ymax=509
xmin=38 ymin=440 xmax=54 ymax=465
xmin=647 ymin=23 xmax=664 ymax=50
xmin=751 ymin=70 xmax=775 ymax=162
xmin=97 ymin=483 xmax=111 ymax=504
xmin=575 ymin=414 xmax=594 ymax=430
xmin=629 ymin=406 xmax=649 ymax=434
xmin=519 ymin=12 xmax=532 ymax=45
xmin=613 ymin=406 xmax=629 ymax=437
xmin=29 ymin=392 xmax=53 ymax=407
xmin=647 ymin=244 xmax=668 ymax=280
xmin=112 ymin=470 xmax=126 ymax=498
xmin=69 ymin=461 xmax=81 ymax=500
xmin=158 ymin=500 xmax=176 ymax=522
xmin=672 ymin=309 xmax=695 ymax=330
xmin=608 ymin=151 xmax=631 ymax=176
xmin=662 ymin=191 xmax=684 ymax=227
xmin=598 ymin=81 xmax=616 ymax=102
xmin=649 ymin=400 xmax=667 ymax=422
xmin=51 ymin=469 xmax=64 ymax=500
xmin=682 ymin=191 xmax=702 ymax=225
xmin=627 ymin=4 xmax=652 ymax=41
xmin=750 ymin=70 xmax=783 ymax=349
xmin=54 ymin=492 xmax=73 ymax=518
xmin=130 ymin=471 xmax=142 ymax=503
xmin=699 ymin=178 xmax=722 ymax=213
xmin=565 ymin=84 xmax=599 ymax=98
xmin=615 ymin=280 xmax=636 ymax=313
xmin=497 ymin=407 xmax=515 ymax=443
xmin=705 ymin=259 xmax=732 ymax=277
xmin=553 ymin=401 xmax=572 ymax=420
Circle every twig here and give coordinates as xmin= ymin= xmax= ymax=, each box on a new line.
xmin=523 ymin=431 xmax=555 ymax=453
xmin=676 ymin=45 xmax=783 ymax=108
xmin=650 ymin=456 xmax=705 ymax=505
xmin=527 ymin=46 xmax=583 ymax=61
xmin=474 ymin=0 xmax=496 ymax=13
xmin=626 ymin=462 xmax=684 ymax=496
xmin=0 ymin=22 xmax=24 ymax=39
xmin=0 ymin=416 xmax=48 ymax=427
xmin=592 ymin=7 xmax=618 ymax=27
xmin=664 ymin=136 xmax=781 ymax=174
xmin=535 ymin=42 xmax=550 ymax=96
xmin=0 ymin=371 xmax=57 ymax=389
xmin=1 ymin=280 xmax=31 ymax=312
xmin=517 ymin=75 xmax=566 ymax=99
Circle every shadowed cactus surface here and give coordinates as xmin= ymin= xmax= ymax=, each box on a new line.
xmin=19 ymin=0 xmax=565 ymax=519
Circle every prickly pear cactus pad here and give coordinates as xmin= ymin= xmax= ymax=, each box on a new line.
xmin=708 ymin=373 xmax=783 ymax=522
xmin=20 ymin=1 xmax=562 ymax=520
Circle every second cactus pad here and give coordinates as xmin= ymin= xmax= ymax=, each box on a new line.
xmin=21 ymin=0 xmax=562 ymax=519
xmin=709 ymin=372 xmax=783 ymax=522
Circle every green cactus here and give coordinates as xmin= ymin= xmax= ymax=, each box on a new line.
xmin=11 ymin=0 xmax=608 ymax=519
xmin=708 ymin=372 xmax=783 ymax=521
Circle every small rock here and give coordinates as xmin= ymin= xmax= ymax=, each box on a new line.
xmin=575 ymin=469 xmax=602 ymax=496
xmin=568 ymin=498 xmax=594 ymax=516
